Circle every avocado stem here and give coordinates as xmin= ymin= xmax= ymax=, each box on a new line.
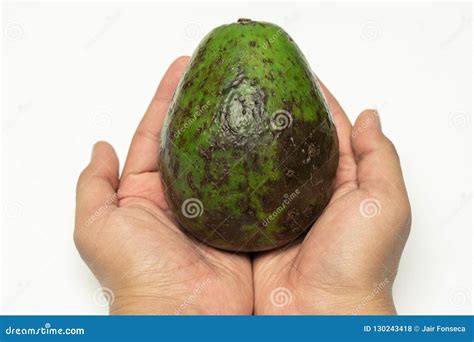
xmin=237 ymin=18 xmax=252 ymax=24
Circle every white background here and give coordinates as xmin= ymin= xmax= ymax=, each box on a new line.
xmin=2 ymin=2 xmax=472 ymax=314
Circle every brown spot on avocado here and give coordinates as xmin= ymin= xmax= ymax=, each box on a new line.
xmin=187 ymin=172 xmax=197 ymax=191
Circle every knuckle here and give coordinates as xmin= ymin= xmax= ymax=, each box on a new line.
xmin=384 ymin=138 xmax=400 ymax=161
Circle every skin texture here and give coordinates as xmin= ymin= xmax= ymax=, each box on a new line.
xmin=160 ymin=20 xmax=338 ymax=252
xmin=74 ymin=56 xmax=411 ymax=315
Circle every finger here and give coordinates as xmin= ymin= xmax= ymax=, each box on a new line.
xmin=351 ymin=109 xmax=405 ymax=193
xmin=121 ymin=56 xmax=190 ymax=180
xmin=75 ymin=141 xmax=119 ymax=235
xmin=317 ymin=79 xmax=357 ymax=186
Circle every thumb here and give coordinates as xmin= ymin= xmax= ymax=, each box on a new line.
xmin=75 ymin=141 xmax=119 ymax=239
xmin=351 ymin=110 xmax=405 ymax=193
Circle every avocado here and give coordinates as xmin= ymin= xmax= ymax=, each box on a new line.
xmin=159 ymin=19 xmax=338 ymax=252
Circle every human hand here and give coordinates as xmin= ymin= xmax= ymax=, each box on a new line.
xmin=74 ymin=56 xmax=253 ymax=315
xmin=253 ymin=82 xmax=411 ymax=314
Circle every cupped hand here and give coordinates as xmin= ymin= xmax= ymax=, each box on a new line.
xmin=253 ymin=82 xmax=411 ymax=314
xmin=75 ymin=55 xmax=410 ymax=316
xmin=74 ymin=56 xmax=253 ymax=315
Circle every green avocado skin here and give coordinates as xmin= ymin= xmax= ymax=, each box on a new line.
xmin=159 ymin=19 xmax=339 ymax=252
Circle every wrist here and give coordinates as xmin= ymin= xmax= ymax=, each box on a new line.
xmin=267 ymin=280 xmax=397 ymax=315
xmin=108 ymin=286 xmax=215 ymax=315
xmin=307 ymin=288 xmax=397 ymax=315
xmin=110 ymin=300 xmax=175 ymax=315
xmin=327 ymin=292 xmax=396 ymax=315
xmin=299 ymin=275 xmax=397 ymax=315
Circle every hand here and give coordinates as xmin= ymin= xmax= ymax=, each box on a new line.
xmin=74 ymin=56 xmax=253 ymax=315
xmin=253 ymin=82 xmax=411 ymax=314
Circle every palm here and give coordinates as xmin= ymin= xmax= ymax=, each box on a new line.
xmin=75 ymin=57 xmax=252 ymax=314
xmin=253 ymin=84 xmax=410 ymax=314
xmin=253 ymin=186 xmax=372 ymax=314
xmin=76 ymin=57 xmax=409 ymax=315
xmin=100 ymin=171 xmax=252 ymax=314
